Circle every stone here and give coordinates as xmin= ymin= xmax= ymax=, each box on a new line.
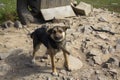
xmin=98 ymin=17 xmax=108 ymax=22
xmin=0 ymin=52 xmax=11 ymax=60
xmin=116 ymin=44 xmax=120 ymax=52
xmin=107 ymin=57 xmax=120 ymax=67
xmin=102 ymin=63 xmax=111 ymax=68
xmin=59 ymin=70 xmax=67 ymax=75
xmin=0 ymin=61 xmax=11 ymax=76
xmin=73 ymin=2 xmax=93 ymax=16
xmin=96 ymin=33 xmax=109 ymax=40
xmin=81 ymin=77 xmax=89 ymax=80
xmin=42 ymin=54 xmax=49 ymax=59
xmin=66 ymin=29 xmax=76 ymax=34
xmin=100 ymin=45 xmax=109 ymax=54
xmin=71 ymin=32 xmax=80 ymax=39
xmin=1 ymin=20 xmax=14 ymax=28
xmin=97 ymin=74 xmax=108 ymax=80
xmin=63 ymin=76 xmax=67 ymax=80
xmin=103 ymin=57 xmax=120 ymax=68
xmin=93 ymin=56 xmax=102 ymax=65
xmin=40 ymin=59 xmax=45 ymax=62
xmin=101 ymin=26 xmax=110 ymax=31
xmin=67 ymin=77 xmax=74 ymax=80
xmin=81 ymin=25 xmax=92 ymax=34
xmin=81 ymin=69 xmax=94 ymax=79
xmin=68 ymin=55 xmax=83 ymax=70
xmin=86 ymin=58 xmax=94 ymax=66
xmin=116 ymin=39 xmax=120 ymax=44
xmin=95 ymin=70 xmax=101 ymax=74
xmin=108 ymin=69 xmax=118 ymax=79
xmin=101 ymin=47 xmax=109 ymax=54
xmin=66 ymin=29 xmax=76 ymax=41
xmin=88 ymin=49 xmax=101 ymax=56
xmin=109 ymin=69 xmax=118 ymax=74
xmin=14 ymin=20 xmax=23 ymax=29
xmin=108 ymin=46 xmax=115 ymax=54
xmin=87 ymin=49 xmax=102 ymax=65
xmin=47 ymin=77 xmax=51 ymax=80
xmin=10 ymin=48 xmax=23 ymax=54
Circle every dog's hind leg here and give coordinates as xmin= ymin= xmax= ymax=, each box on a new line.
xmin=32 ymin=40 xmax=41 ymax=63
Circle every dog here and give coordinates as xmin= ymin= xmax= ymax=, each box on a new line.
xmin=30 ymin=25 xmax=70 ymax=75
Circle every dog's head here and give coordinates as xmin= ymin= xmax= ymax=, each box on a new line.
xmin=48 ymin=26 xmax=69 ymax=42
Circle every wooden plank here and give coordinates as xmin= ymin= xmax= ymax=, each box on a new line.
xmin=40 ymin=0 xmax=71 ymax=9
xmin=41 ymin=6 xmax=76 ymax=20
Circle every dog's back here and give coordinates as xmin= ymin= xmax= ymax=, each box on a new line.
xmin=30 ymin=27 xmax=50 ymax=48
xmin=30 ymin=27 xmax=47 ymax=39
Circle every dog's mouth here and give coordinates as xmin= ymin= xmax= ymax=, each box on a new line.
xmin=51 ymin=35 xmax=64 ymax=42
xmin=54 ymin=36 xmax=63 ymax=41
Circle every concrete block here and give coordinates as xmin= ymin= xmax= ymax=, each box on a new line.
xmin=73 ymin=2 xmax=93 ymax=16
xmin=41 ymin=6 xmax=76 ymax=20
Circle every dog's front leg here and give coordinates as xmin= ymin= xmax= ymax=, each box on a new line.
xmin=49 ymin=50 xmax=58 ymax=76
xmin=63 ymin=52 xmax=71 ymax=71
xmin=61 ymin=47 xmax=71 ymax=71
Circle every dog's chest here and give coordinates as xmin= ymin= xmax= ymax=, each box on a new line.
xmin=50 ymin=42 xmax=62 ymax=50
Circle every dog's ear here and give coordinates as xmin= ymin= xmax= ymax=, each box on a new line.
xmin=61 ymin=26 xmax=70 ymax=31
xmin=47 ymin=28 xmax=53 ymax=34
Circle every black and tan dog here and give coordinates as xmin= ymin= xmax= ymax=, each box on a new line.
xmin=30 ymin=25 xmax=70 ymax=75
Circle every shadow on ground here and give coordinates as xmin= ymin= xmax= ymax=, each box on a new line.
xmin=1 ymin=49 xmax=52 ymax=80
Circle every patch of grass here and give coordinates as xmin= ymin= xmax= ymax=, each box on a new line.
xmin=77 ymin=0 xmax=120 ymax=13
xmin=0 ymin=0 xmax=17 ymax=23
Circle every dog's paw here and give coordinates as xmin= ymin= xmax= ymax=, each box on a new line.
xmin=32 ymin=59 xmax=36 ymax=63
xmin=31 ymin=59 xmax=37 ymax=65
xmin=64 ymin=64 xmax=71 ymax=71
xmin=66 ymin=67 xmax=72 ymax=71
xmin=51 ymin=72 xmax=58 ymax=76
xmin=65 ymin=66 xmax=71 ymax=71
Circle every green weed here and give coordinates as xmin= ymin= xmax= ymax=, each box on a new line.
xmin=77 ymin=0 xmax=120 ymax=13
xmin=0 ymin=0 xmax=16 ymax=23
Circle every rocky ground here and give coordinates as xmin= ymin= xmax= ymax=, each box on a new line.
xmin=0 ymin=8 xmax=120 ymax=80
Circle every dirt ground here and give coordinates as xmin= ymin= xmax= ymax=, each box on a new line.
xmin=0 ymin=8 xmax=120 ymax=80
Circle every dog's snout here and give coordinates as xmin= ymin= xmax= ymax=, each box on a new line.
xmin=54 ymin=35 xmax=62 ymax=40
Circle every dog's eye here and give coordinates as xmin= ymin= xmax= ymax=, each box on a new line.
xmin=53 ymin=31 xmax=56 ymax=34
xmin=59 ymin=30 xmax=62 ymax=33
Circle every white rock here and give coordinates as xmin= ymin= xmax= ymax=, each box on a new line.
xmin=14 ymin=20 xmax=23 ymax=29
xmin=68 ymin=55 xmax=83 ymax=70
xmin=94 ymin=56 xmax=102 ymax=65
xmin=97 ymin=33 xmax=109 ymax=40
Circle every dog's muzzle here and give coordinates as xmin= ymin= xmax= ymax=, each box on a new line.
xmin=54 ymin=36 xmax=63 ymax=41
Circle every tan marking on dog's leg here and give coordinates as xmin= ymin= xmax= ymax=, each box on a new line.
xmin=63 ymin=52 xmax=70 ymax=71
xmin=32 ymin=45 xmax=40 ymax=63
xmin=32 ymin=50 xmax=36 ymax=63
xmin=49 ymin=50 xmax=58 ymax=76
